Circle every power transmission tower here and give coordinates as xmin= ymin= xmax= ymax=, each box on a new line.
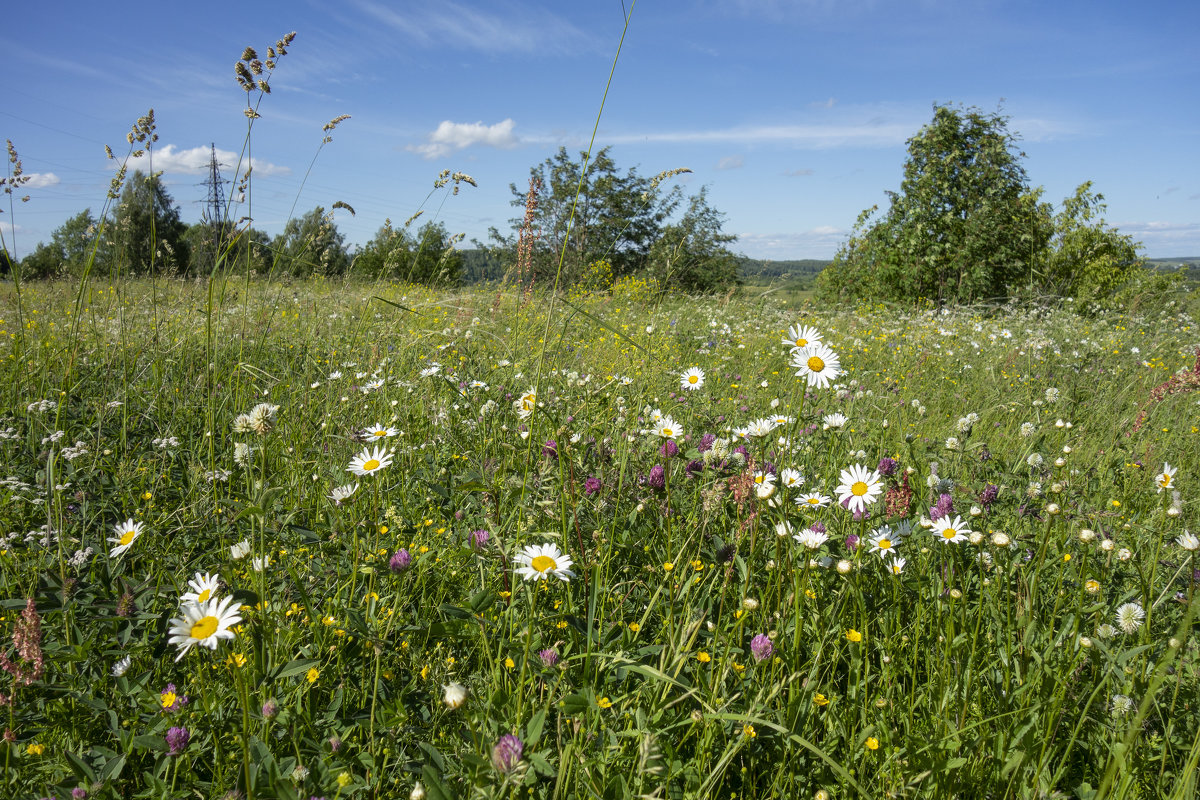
xmin=194 ymin=144 xmax=231 ymax=272
xmin=198 ymin=144 xmax=229 ymax=225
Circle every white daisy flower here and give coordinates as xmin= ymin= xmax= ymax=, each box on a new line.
xmin=654 ymin=416 xmax=683 ymax=440
xmin=515 ymin=387 xmax=537 ymax=419
xmin=513 ymin=543 xmax=575 ymax=582
xmin=779 ymin=468 xmax=804 ymax=489
xmin=791 ymin=343 xmax=841 ymax=390
xmin=746 ymin=418 xmax=776 ymax=438
xmin=793 ymin=528 xmax=830 ymax=550
xmin=328 ymin=483 xmax=359 ymax=505
xmin=932 ymin=515 xmax=971 ymax=545
xmin=795 ymin=492 xmax=831 ymax=509
xmin=1155 ymin=462 xmax=1176 ymax=493
xmin=180 ymin=572 xmax=221 ymax=605
xmin=679 ymin=367 xmax=705 ymax=391
xmin=348 ymin=445 xmax=393 ymax=477
xmin=108 ymin=519 xmax=144 ymax=558
xmin=822 ymin=412 xmax=848 ymax=431
xmin=753 ymin=471 xmax=777 ymax=499
xmin=167 ymin=596 xmax=243 ymax=661
xmin=868 ymin=526 xmax=901 ymax=557
xmin=361 ymin=424 xmax=399 ymax=441
xmin=782 ymin=324 xmax=823 ymax=352
xmin=887 ymin=556 xmax=907 ymax=575
xmin=230 ymin=539 xmax=252 ymax=560
xmin=1177 ymin=531 xmax=1199 ymax=551
xmin=834 ymin=464 xmax=883 ymax=514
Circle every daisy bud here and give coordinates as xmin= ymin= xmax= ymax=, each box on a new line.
xmin=1078 ymin=529 xmax=1095 ymax=542
xmin=1062 ymin=445 xmax=1072 ymax=454
xmin=836 ymin=559 xmax=852 ymax=574
xmin=1078 ymin=636 xmax=1092 ymax=648
xmin=1167 ymin=506 xmax=1181 ymax=518
xmin=1047 ymin=503 xmax=1061 ymax=515
xmin=410 ymin=782 xmax=427 ymax=800
xmin=991 ymin=532 xmax=1010 ymax=547
xmin=442 ymin=682 xmax=467 ymax=710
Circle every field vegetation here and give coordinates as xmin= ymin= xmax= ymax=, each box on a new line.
xmin=1 ymin=25 xmax=1198 ymax=800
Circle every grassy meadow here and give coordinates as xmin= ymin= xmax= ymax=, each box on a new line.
xmin=0 ymin=273 xmax=1197 ymax=799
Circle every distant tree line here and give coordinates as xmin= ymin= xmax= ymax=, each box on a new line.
xmin=12 ymin=148 xmax=744 ymax=295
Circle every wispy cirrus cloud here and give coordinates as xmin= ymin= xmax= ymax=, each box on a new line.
xmin=716 ymin=155 xmax=744 ymax=170
xmin=121 ymin=145 xmax=289 ymax=177
xmin=736 ymin=227 xmax=847 ymax=259
xmin=349 ymin=0 xmax=594 ymax=55
xmin=408 ymin=119 xmax=519 ymax=160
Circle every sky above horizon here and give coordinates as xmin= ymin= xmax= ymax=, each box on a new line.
xmin=3 ymin=0 xmax=1197 ymax=262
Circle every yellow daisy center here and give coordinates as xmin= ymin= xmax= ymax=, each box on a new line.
xmin=755 ymin=475 xmax=765 ymax=484
xmin=190 ymin=615 xmax=219 ymax=640
xmin=942 ymin=529 xmax=957 ymax=539
xmin=807 ymin=498 xmax=819 ymax=505
xmin=119 ymin=530 xmax=136 ymax=546
xmin=531 ymin=555 xmax=557 ymax=573
xmin=362 ymin=459 xmax=380 ymax=471
xmin=851 ymin=481 xmax=869 ymax=496
xmin=197 ymin=588 xmax=211 ymax=603
xmin=662 ymin=427 xmax=674 ymax=437
xmin=807 ymin=356 xmax=825 ymax=372
xmin=891 ymin=564 xmax=902 ymax=573
xmin=373 ymin=430 xmax=386 ymax=437
xmin=688 ymin=375 xmax=699 ymax=384
xmin=878 ymin=538 xmax=891 ymax=549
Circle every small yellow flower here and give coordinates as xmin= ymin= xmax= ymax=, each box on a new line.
xmin=597 ymin=696 xmax=613 ymax=709
xmin=445 ymin=656 xmax=456 ymax=666
xmin=845 ymin=629 xmax=863 ymax=643
xmin=378 ymin=524 xmax=389 ymax=534
xmin=805 ymin=589 xmax=816 ymax=600
xmin=161 ymin=690 xmax=177 ymax=709
xmin=742 ymin=723 xmax=756 ymax=738
xmin=813 ymin=693 xmax=829 ymax=707
xmin=556 ymin=620 xmax=568 ymax=629
xmin=27 ymin=743 xmax=44 ymax=756
xmin=306 ymin=667 xmax=319 ymax=684
xmin=420 ymin=665 xmax=430 ymax=680
xmin=504 ymin=657 xmax=515 ymax=669
xmin=1085 ymin=579 xmax=1100 ymax=593
xmin=226 ymin=652 xmax=247 ymax=668
xmin=865 ymin=737 xmax=879 ymax=751
xmin=337 ymin=771 xmax=352 ymax=787
xmin=142 ymin=491 xmax=152 ymax=501
xmin=1111 ymin=500 xmax=1121 ymax=508
xmin=1062 ymin=553 xmax=1071 ymax=562
xmin=628 ymin=622 xmax=640 ymax=633
xmin=696 ymin=651 xmax=711 ymax=663
xmin=662 ymin=562 xmax=674 ymax=573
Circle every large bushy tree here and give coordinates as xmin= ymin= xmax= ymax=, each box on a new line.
xmin=493 ymin=146 xmax=683 ymax=286
xmin=353 ymin=219 xmax=462 ymax=286
xmin=818 ymin=105 xmax=1048 ymax=304
xmin=271 ymin=206 xmax=349 ymax=277
xmin=110 ymin=171 xmax=190 ymax=275
xmin=646 ymin=187 xmax=740 ymax=293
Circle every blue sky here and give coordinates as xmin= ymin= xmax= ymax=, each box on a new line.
xmin=2 ymin=0 xmax=1197 ymax=261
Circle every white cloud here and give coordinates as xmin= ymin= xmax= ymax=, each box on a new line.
xmin=24 ymin=173 xmax=60 ymax=189
xmin=717 ymin=155 xmax=744 ymax=170
xmin=1106 ymin=221 xmax=1200 ymax=256
xmin=408 ymin=119 xmax=519 ymax=160
xmin=121 ymin=145 xmax=289 ymax=178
